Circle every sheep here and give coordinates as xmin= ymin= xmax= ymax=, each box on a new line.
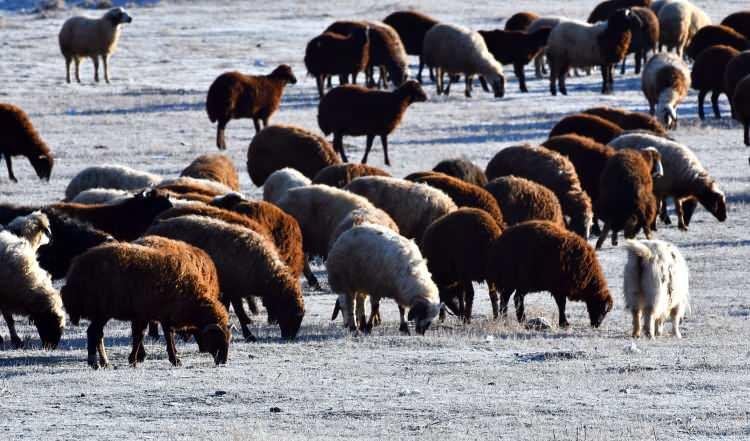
xmin=734 ymin=74 xmax=750 ymax=147
xmin=62 ymin=236 xmax=229 ymax=368
xmin=623 ymin=239 xmax=689 ymax=339
xmin=548 ymin=113 xmax=624 ymax=144
xmin=246 ymin=124 xmax=340 ymax=186
xmin=5 ymin=211 xmax=52 ymax=252
xmin=344 ymin=176 xmax=457 ymax=242
xmin=487 ymin=220 xmax=614 ymax=328
xmin=588 ymin=0 xmax=652 ymax=23
xmin=485 ymin=145 xmax=594 ymax=239
xmin=484 ymin=176 xmax=565 ymax=226
xmin=317 ymin=81 xmax=427 ymax=165
xmin=641 ymin=52 xmax=690 ymax=130
xmin=155 ymin=204 xmax=272 ymax=241
xmin=311 ymin=163 xmax=391 ymax=188
xmin=546 ymin=9 xmax=640 ymax=95
xmin=527 ymin=16 xmax=569 ymax=78
xmin=724 ymin=51 xmax=750 ymax=118
xmin=432 ymin=158 xmax=487 ymax=187
xmin=383 ymin=11 xmax=439 ymax=83
xmin=686 ymin=25 xmax=749 ymax=61
xmin=583 ymin=106 xmax=668 ymax=136
xmin=595 ymin=148 xmax=663 ymax=249
xmin=304 ymin=28 xmax=369 ymax=97
xmin=658 ymin=0 xmax=711 ymax=56
xmin=421 ymin=208 xmax=502 ymax=322
xmin=263 ymin=167 xmax=312 ymax=204
xmin=155 ymin=176 xmax=234 ymax=198
xmin=180 ymin=154 xmax=240 ymax=192
xmin=327 ymin=223 xmax=440 ymax=335
xmin=721 ymin=11 xmax=750 ymax=39
xmin=690 ymin=45 xmax=740 ymax=119
xmin=478 ymin=27 xmax=552 ymax=92
xmin=650 ymin=0 xmax=674 ymax=17
xmin=58 ymin=7 xmax=132 ymax=83
xmin=0 ymin=103 xmax=54 ymax=183
xmin=621 ymin=6 xmax=660 ymax=74
xmin=206 ymin=65 xmax=297 ymax=150
xmin=71 ymin=188 xmax=132 ymax=205
xmin=422 ymin=23 xmax=506 ymax=98
xmin=609 ymin=132 xmax=727 ymax=230
xmin=64 ymin=164 xmax=161 ymax=200
xmin=505 ymin=12 xmax=540 ymax=31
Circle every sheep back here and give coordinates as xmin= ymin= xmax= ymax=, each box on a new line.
xmin=505 ymin=12 xmax=540 ymax=31
xmin=312 ymin=163 xmax=391 ymax=188
xmin=433 ymin=158 xmax=488 ymax=187
xmin=484 ymin=176 xmax=565 ymax=226
xmin=686 ymin=25 xmax=749 ymax=60
xmin=583 ymin=106 xmax=667 ymax=135
xmin=542 ymin=134 xmax=615 ymax=204
xmin=180 ymin=154 xmax=240 ymax=192
xmin=721 ymin=11 xmax=750 ymax=39
xmin=383 ymin=10 xmax=439 ymax=55
xmin=691 ymin=45 xmax=740 ymax=92
xmin=64 ymin=164 xmax=161 ymax=200
xmin=549 ymin=114 xmax=624 ymax=144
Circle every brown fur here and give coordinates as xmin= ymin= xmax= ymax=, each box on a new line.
xmin=505 ymin=12 xmax=539 ymax=31
xmin=484 ymin=176 xmax=565 ymax=226
xmin=583 ymin=106 xmax=667 ymax=135
xmin=622 ymin=7 xmax=659 ymax=74
xmin=686 ymin=25 xmax=749 ymax=61
xmin=383 ymin=10 xmax=439 ymax=82
xmin=304 ymin=29 xmax=369 ymax=97
xmin=312 ymin=163 xmax=391 ymax=188
xmin=598 ymin=10 xmax=633 ymax=63
xmin=722 ymin=11 xmax=750 ymax=39
xmin=691 ymin=45 xmax=740 ymax=119
xmin=157 ymin=178 xmax=231 ymax=198
xmin=433 ymin=158 xmax=487 ymax=187
xmin=180 ymin=154 xmax=240 ymax=191
xmin=156 ymin=204 xmax=273 ymax=243
xmin=478 ymin=27 xmax=552 ymax=92
xmin=0 ymin=103 xmax=54 ymax=182
xmin=724 ymin=51 xmax=750 ymax=117
xmin=654 ymin=65 xmax=689 ymax=103
xmin=587 ymin=0 xmax=651 ymax=23
xmin=734 ymin=74 xmax=750 ymax=146
xmin=549 ymin=113 xmax=624 ymax=144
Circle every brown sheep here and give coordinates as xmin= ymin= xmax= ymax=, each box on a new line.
xmin=721 ymin=11 xmax=750 ymax=39
xmin=734 ymin=74 xmax=750 ymax=147
xmin=383 ymin=11 xmax=440 ymax=83
xmin=156 ymin=204 xmax=272 ymax=240
xmin=588 ymin=0 xmax=652 ymax=23
xmin=724 ymin=51 xmax=750 ymax=118
xmin=595 ymin=148 xmax=663 ymax=249
xmin=487 ymin=220 xmax=614 ymax=328
xmin=686 ymin=25 xmax=749 ymax=61
xmin=549 ymin=113 xmax=624 ymax=144
xmin=304 ymin=29 xmax=369 ymax=97
xmin=478 ymin=27 xmax=552 ymax=92
xmin=61 ymin=236 xmax=230 ymax=368
xmin=156 ymin=176 xmax=233 ymax=198
xmin=317 ymin=81 xmax=427 ymax=165
xmin=0 ymin=103 xmax=54 ymax=182
xmin=484 ymin=176 xmax=565 ymax=226
xmin=433 ymin=158 xmax=487 ymax=187
xmin=206 ymin=65 xmax=297 ymax=150
xmin=180 ymin=154 xmax=240 ymax=191
xmin=583 ymin=106 xmax=667 ymax=135
xmin=312 ymin=163 xmax=391 ymax=188
xmin=621 ymin=6 xmax=660 ymax=75
xmin=246 ymin=125 xmax=341 ymax=186
xmin=691 ymin=45 xmax=740 ymax=119
xmin=504 ymin=12 xmax=539 ymax=31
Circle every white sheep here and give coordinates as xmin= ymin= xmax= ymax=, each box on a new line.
xmin=422 ymin=23 xmax=506 ymax=98
xmin=71 ymin=188 xmax=133 ymax=205
xmin=326 ymin=223 xmax=440 ymax=335
xmin=5 ymin=211 xmax=52 ymax=251
xmin=527 ymin=17 xmax=589 ymax=79
xmin=58 ymin=7 xmax=133 ymax=84
xmin=65 ymin=164 xmax=161 ymax=201
xmin=641 ymin=53 xmax=691 ymax=129
xmin=623 ymin=239 xmax=689 ymax=339
xmin=262 ymin=167 xmax=311 ymax=204
xmin=657 ymin=0 xmax=710 ymax=56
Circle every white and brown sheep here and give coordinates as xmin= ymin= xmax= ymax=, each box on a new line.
xmin=0 ymin=103 xmax=54 ymax=183
xmin=642 ymin=52 xmax=690 ymax=130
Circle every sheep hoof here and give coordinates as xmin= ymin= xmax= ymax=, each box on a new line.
xmin=170 ymin=358 xmax=182 ymax=367
xmin=399 ymin=323 xmax=410 ymax=335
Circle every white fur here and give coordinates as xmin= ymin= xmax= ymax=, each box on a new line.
xmin=71 ymin=188 xmax=133 ymax=205
xmin=547 ymin=19 xmax=612 ymax=68
xmin=623 ymin=239 xmax=689 ymax=338
xmin=65 ymin=164 xmax=162 ymax=200
xmin=5 ymin=211 xmax=51 ymax=251
xmin=658 ymin=1 xmax=711 ymax=56
xmin=262 ymin=168 xmax=311 ymax=204
xmin=641 ymin=53 xmax=690 ymax=129
xmin=527 ymin=16 xmax=570 ymax=78
xmin=156 ymin=176 xmax=234 ymax=196
xmin=330 ymin=207 xmax=400 ymax=248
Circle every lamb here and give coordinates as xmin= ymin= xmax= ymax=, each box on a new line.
xmin=485 ymin=145 xmax=594 ymax=239
xmin=724 ymin=51 xmax=750 ymax=118
xmin=733 ymin=74 xmax=750 ymax=147
xmin=180 ymin=154 xmax=240 ymax=192
xmin=686 ymin=25 xmax=749 ymax=61
xmin=312 ymin=163 xmax=391 ymax=188
xmin=690 ymin=45 xmax=740 ymax=119
xmin=205 ymin=65 xmax=297 ymax=150
xmin=641 ymin=53 xmax=690 ymax=130
xmin=609 ymin=132 xmax=727 ymax=230
xmin=58 ymin=7 xmax=132 ymax=83
xmin=247 ymin=124 xmax=340 ymax=186
xmin=146 ymin=216 xmax=305 ymax=342
xmin=71 ymin=188 xmax=132 ymax=205
xmin=432 ymin=158 xmax=487 ymax=186
xmin=421 ymin=208 xmax=502 ymax=322
xmin=484 ymin=176 xmax=565 ymax=226
xmin=658 ymin=0 xmax=711 ymax=56
xmin=623 ymin=239 xmax=689 ymax=339
xmin=0 ymin=103 xmax=54 ymax=182
xmin=594 ymin=148 xmax=663 ymax=249
xmin=505 ymin=12 xmax=540 ymax=31
xmin=546 ymin=9 xmax=640 ymax=95
xmin=422 ymin=23 xmax=506 ymax=98
xmin=327 ymin=223 xmax=440 ymax=335
xmin=478 ymin=27 xmax=552 ymax=92
xmin=155 ymin=176 xmax=234 ymax=198
xmin=62 ymin=236 xmax=230 ymax=368
xmin=304 ymin=28 xmax=369 ymax=97
xmin=582 ymin=106 xmax=668 ymax=136
xmin=587 ymin=0 xmax=652 ymax=23
xmin=487 ymin=220 xmax=614 ymax=328
xmin=317 ymin=81 xmax=427 ymax=165
xmin=64 ymin=164 xmax=161 ymax=200
xmin=621 ymin=6 xmax=660 ymax=74
xmin=263 ymin=168 xmax=312 ymax=204
xmin=383 ymin=11 xmax=440 ymax=83
xmin=548 ymin=113 xmax=624 ymax=145
xmin=721 ymin=11 xmax=750 ymax=39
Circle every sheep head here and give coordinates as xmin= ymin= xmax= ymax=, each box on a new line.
xmin=30 ymin=154 xmax=53 ymax=181
xmin=105 ymin=8 xmax=132 ymax=25
xmin=585 ymin=290 xmax=613 ymax=328
xmin=196 ymin=324 xmax=230 ymax=365
xmin=30 ymin=308 xmax=65 ymax=350
xmin=407 ymin=298 xmax=440 ymax=335
xmin=397 ymin=80 xmax=427 ymax=104
xmin=697 ymin=180 xmax=727 ymax=222
xmin=269 ymin=64 xmax=297 ymax=85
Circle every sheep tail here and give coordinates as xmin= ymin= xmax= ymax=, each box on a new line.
xmin=623 ymin=239 xmax=651 ymax=260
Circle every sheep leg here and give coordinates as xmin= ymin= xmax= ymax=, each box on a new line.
xmin=514 ymin=291 xmax=526 ymax=323
xmin=595 ymin=223 xmax=611 ymax=250
xmin=315 ymin=76 xmax=325 ymax=98
xmin=444 ymin=73 xmax=453 ymax=96
xmin=549 ymin=67 xmax=557 ymax=96
xmin=514 ymin=63 xmax=527 ymax=93
xmin=558 ymin=67 xmax=568 ymax=96
xmin=675 ymin=199 xmax=688 ymax=231
xmin=631 ymin=309 xmax=642 ymax=338
xmin=462 ymin=281 xmax=474 ymax=324
xmin=611 ymin=228 xmax=619 ymax=246
xmin=339 ymin=294 xmax=356 ymax=332
xmin=86 ymin=320 xmax=107 ymax=369
xmin=379 ymin=66 xmax=387 ymax=89
xmin=147 ymin=321 xmax=159 ymax=341
xmin=398 ymin=306 xmax=410 ymax=335
xmin=435 ymin=67 xmax=442 ymax=95
xmin=655 ymin=318 xmax=664 ymax=337
xmin=355 ymin=294 xmax=367 ymax=333
xmin=553 ymin=293 xmax=569 ymax=328
xmin=464 ymin=75 xmax=472 ymax=98
xmin=635 ymin=51 xmax=643 ymax=75
xmin=643 ymin=308 xmax=655 ymax=339
xmin=162 ymin=323 xmax=181 ymax=367
xmin=252 ymin=118 xmax=261 ymax=134
xmin=4 ymin=154 xmax=18 ymax=183
xmin=232 ymin=298 xmax=257 ymax=342
xmin=381 ymin=136 xmax=390 ymax=167
xmin=534 ymin=53 xmax=544 ymax=79
xmin=367 ymin=296 xmax=381 ymax=330
xmin=64 ymin=56 xmax=72 ymax=84
xmin=659 ymin=198 xmax=671 ymax=224
xmin=417 ymin=56 xmax=424 ymax=83
xmin=362 ymin=134 xmax=375 ymax=164
xmin=129 ymin=321 xmax=148 ymax=366
xmin=600 ymin=64 xmax=609 ymax=94
xmin=333 ymin=133 xmax=348 ymax=162
xmin=216 ymin=120 xmax=227 ymax=150
xmin=499 ymin=288 xmax=514 ymax=320
xmin=429 ymin=66 xmax=435 ymax=82
xmin=745 ymin=122 xmax=750 ymax=147
xmin=74 ymin=57 xmax=81 ymax=83
xmin=488 ymin=282 xmax=499 ymax=319
xmin=1 ymin=311 xmax=22 ymax=349
xmin=92 ymin=56 xmax=100 ymax=82
xmin=620 ymin=55 xmax=627 ymax=75
xmin=697 ymin=90 xmax=707 ymax=120
xmin=366 ymin=65 xmax=375 ymax=88
xmin=303 ymin=255 xmax=321 ymax=290
xmin=671 ymin=306 xmax=683 ymax=339
xmin=478 ymin=76 xmax=489 ymax=93
xmin=710 ymin=90 xmax=721 ymax=119
xmin=102 ymin=55 xmax=110 ymax=84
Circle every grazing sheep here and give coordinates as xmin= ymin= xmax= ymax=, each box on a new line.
xmin=422 ymin=23 xmax=506 ymax=98
xmin=546 ymin=9 xmax=640 ymax=95
xmin=725 ymin=51 xmax=750 ymax=118
xmin=595 ymin=148 xmax=663 ymax=249
xmin=180 ymin=154 xmax=240 ymax=192
xmin=58 ymin=7 xmax=132 ymax=83
xmin=609 ymin=132 xmax=727 ymax=230
xmin=71 ymin=188 xmax=132 ymax=205
xmin=327 ymin=223 xmax=440 ymax=334
xmin=421 ymin=208 xmax=502 ymax=322
xmin=304 ymin=29 xmax=369 ymax=97
xmin=487 ymin=221 xmax=613 ymax=328
xmin=484 ymin=176 xmax=565 ymax=226
xmin=317 ymin=81 xmax=427 ymax=165
xmin=478 ymin=27 xmax=552 ymax=92
xmin=485 ymin=145 xmax=594 ymax=239
xmin=624 ymin=239 xmax=689 ymax=339
xmin=734 ymin=74 xmax=750 ymax=147
xmin=721 ymin=11 xmax=750 ymax=39
xmin=583 ymin=106 xmax=668 ymax=135
xmin=691 ymin=45 xmax=740 ymax=119
xmin=642 ymin=53 xmax=690 ymax=130
xmin=548 ymin=113 xmax=624 ymax=144
xmin=622 ymin=6 xmax=660 ymax=74
xmin=62 ymin=236 xmax=229 ymax=368
xmin=312 ymin=163 xmax=391 ymax=188
xmin=686 ymin=25 xmax=749 ymax=61
xmin=432 ymin=158 xmax=487 ymax=187
xmin=263 ymin=168 xmax=312 ymax=204
xmin=206 ymin=65 xmax=297 ymax=150
xmin=383 ymin=11 xmax=439 ymax=83
xmin=156 ymin=176 xmax=234 ymax=198
xmin=247 ymin=124 xmax=340 ymax=186
xmin=505 ymin=12 xmax=540 ymax=31
xmin=658 ymin=0 xmax=711 ymax=56
xmin=588 ymin=0 xmax=652 ymax=23
xmin=64 ymin=164 xmax=161 ymax=200
xmin=0 ymin=103 xmax=54 ymax=183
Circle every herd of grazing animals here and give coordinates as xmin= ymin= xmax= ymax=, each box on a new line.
xmin=1 ymin=1 xmax=748 ymax=368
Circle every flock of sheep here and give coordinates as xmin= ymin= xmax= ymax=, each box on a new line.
xmin=0 ymin=0 xmax=745 ymax=368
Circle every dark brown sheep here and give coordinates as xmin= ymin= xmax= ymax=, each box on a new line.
xmin=206 ymin=65 xmax=297 ymax=150
xmin=304 ymin=29 xmax=369 ymax=97
xmin=0 ymin=103 xmax=54 ymax=182
xmin=156 ymin=177 xmax=232 ymax=198
xmin=621 ymin=6 xmax=659 ymax=74
xmin=312 ymin=163 xmax=391 ymax=188
xmin=383 ymin=10 xmax=440 ymax=83
xmin=587 ymin=0 xmax=651 ymax=23
xmin=484 ymin=176 xmax=565 ymax=226
xmin=246 ymin=124 xmax=341 ymax=186
xmin=721 ymin=11 xmax=750 ymax=39
xmin=686 ymin=25 xmax=749 ymax=61
xmin=487 ymin=220 xmax=614 ymax=328
xmin=549 ymin=113 xmax=624 ymax=144
xmin=478 ymin=27 xmax=552 ymax=92
xmin=180 ymin=154 xmax=240 ymax=192
xmin=433 ymin=158 xmax=487 ymax=187
xmin=734 ymin=74 xmax=750 ymax=147
xmin=156 ymin=204 xmax=272 ymax=241
xmin=504 ymin=12 xmax=539 ymax=31
xmin=583 ymin=106 xmax=667 ymax=135
xmin=595 ymin=148 xmax=662 ymax=249
xmin=317 ymin=81 xmax=427 ymax=165
xmin=691 ymin=45 xmax=740 ymax=119
xmin=724 ymin=50 xmax=750 ymax=118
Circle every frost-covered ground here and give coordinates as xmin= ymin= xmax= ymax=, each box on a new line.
xmin=1 ymin=1 xmax=749 ymax=439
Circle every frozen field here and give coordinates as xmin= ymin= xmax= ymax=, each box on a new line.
xmin=1 ymin=0 xmax=750 ymax=439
